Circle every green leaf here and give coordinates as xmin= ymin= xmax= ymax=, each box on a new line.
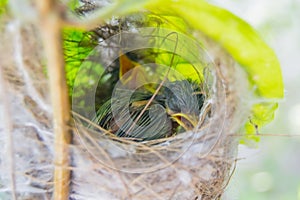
xmin=145 ymin=0 xmax=284 ymax=140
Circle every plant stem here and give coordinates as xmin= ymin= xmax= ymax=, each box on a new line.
xmin=36 ymin=0 xmax=71 ymax=199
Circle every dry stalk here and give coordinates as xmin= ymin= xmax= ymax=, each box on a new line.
xmin=35 ymin=0 xmax=71 ymax=199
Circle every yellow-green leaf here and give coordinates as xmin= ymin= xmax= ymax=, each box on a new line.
xmin=145 ymin=0 xmax=284 ymax=139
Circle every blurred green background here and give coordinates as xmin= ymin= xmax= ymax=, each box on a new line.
xmin=211 ymin=0 xmax=300 ymax=199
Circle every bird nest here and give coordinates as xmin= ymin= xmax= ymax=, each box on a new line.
xmin=0 ymin=8 xmax=249 ymax=200
xmin=70 ymin=31 xmax=242 ymax=199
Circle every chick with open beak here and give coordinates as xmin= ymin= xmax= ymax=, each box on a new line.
xmin=94 ymin=51 xmax=204 ymax=141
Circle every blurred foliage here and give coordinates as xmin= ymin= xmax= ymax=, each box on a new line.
xmin=0 ymin=0 xmax=7 ymax=15
xmin=63 ymin=28 xmax=98 ymax=96
xmin=67 ymin=0 xmax=80 ymax=12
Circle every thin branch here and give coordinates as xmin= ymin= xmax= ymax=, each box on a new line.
xmin=36 ymin=0 xmax=71 ymax=199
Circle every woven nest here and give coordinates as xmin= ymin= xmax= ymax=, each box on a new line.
xmin=0 ymin=7 xmax=250 ymax=200
xmin=70 ymin=33 xmax=242 ymax=200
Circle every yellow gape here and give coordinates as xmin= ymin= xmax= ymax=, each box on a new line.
xmin=118 ymin=52 xmax=148 ymax=89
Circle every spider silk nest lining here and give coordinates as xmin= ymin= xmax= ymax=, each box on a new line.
xmin=0 ymin=11 xmax=250 ymax=200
